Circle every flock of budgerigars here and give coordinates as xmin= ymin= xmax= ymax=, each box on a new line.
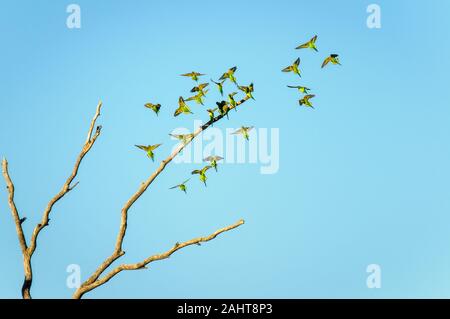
xmin=283 ymin=35 xmax=341 ymax=109
xmin=135 ymin=35 xmax=341 ymax=193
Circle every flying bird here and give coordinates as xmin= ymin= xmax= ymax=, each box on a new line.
xmin=238 ymin=83 xmax=255 ymax=100
xmin=295 ymin=35 xmax=318 ymax=51
xmin=211 ymin=79 xmax=225 ymax=96
xmin=204 ymin=156 xmax=224 ymax=172
xmin=191 ymin=165 xmax=212 ymax=186
xmin=287 ymin=85 xmax=311 ymax=94
xmin=231 ymin=126 xmax=254 ymax=141
xmin=186 ymin=90 xmax=208 ymax=105
xmin=169 ymin=178 xmax=191 ymax=194
xmin=144 ymin=103 xmax=161 ymax=116
xmin=190 ymin=83 xmax=209 ymax=93
xmin=219 ymin=66 xmax=238 ymax=84
xmin=135 ymin=143 xmax=162 ymax=161
xmin=180 ymin=71 xmax=205 ymax=81
xmin=169 ymin=133 xmax=194 ymax=144
xmin=282 ymin=58 xmax=301 ymax=77
xmin=174 ymin=96 xmax=193 ymax=117
xmin=299 ymin=94 xmax=315 ymax=108
xmin=322 ymin=54 xmax=341 ymax=68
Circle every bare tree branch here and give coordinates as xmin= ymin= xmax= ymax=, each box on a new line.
xmin=73 ymin=219 xmax=245 ymax=298
xmin=1 ymin=159 xmax=28 ymax=255
xmin=2 ymin=101 xmax=103 ymax=299
xmin=78 ymin=96 xmax=251 ymax=294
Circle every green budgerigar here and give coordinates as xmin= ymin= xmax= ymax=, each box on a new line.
xmin=180 ymin=71 xmax=205 ymax=82
xmin=282 ymin=58 xmax=301 ymax=77
xmin=190 ymin=83 xmax=209 ymax=93
xmin=299 ymin=94 xmax=316 ymax=108
xmin=191 ymin=165 xmax=212 ymax=186
xmin=211 ymin=79 xmax=225 ymax=96
xmin=231 ymin=126 xmax=254 ymax=141
xmin=238 ymin=83 xmax=255 ymax=100
xmin=322 ymin=54 xmax=341 ymax=68
xmin=216 ymin=100 xmax=230 ymax=119
xmin=135 ymin=143 xmax=162 ymax=161
xmin=228 ymin=92 xmax=238 ymax=112
xmin=204 ymin=156 xmax=224 ymax=172
xmin=219 ymin=66 xmax=238 ymax=84
xmin=169 ymin=178 xmax=191 ymax=194
xmin=207 ymin=108 xmax=218 ymax=123
xmin=144 ymin=102 xmax=161 ymax=116
xmin=174 ymin=96 xmax=193 ymax=117
xmin=186 ymin=90 xmax=208 ymax=105
xmin=295 ymin=35 xmax=318 ymax=52
xmin=169 ymin=133 xmax=194 ymax=144
xmin=287 ymin=85 xmax=311 ymax=94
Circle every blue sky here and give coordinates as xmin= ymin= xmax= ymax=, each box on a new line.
xmin=1 ymin=0 xmax=450 ymax=298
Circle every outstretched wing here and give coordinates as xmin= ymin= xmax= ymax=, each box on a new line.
xmin=135 ymin=145 xmax=148 ymax=151
xmin=295 ymin=41 xmax=309 ymax=49
xmin=150 ymin=143 xmax=162 ymax=150
xmin=321 ymin=57 xmax=331 ymax=68
xmin=310 ymin=35 xmax=317 ymax=43
xmin=191 ymin=170 xmax=201 ymax=175
xmin=282 ymin=66 xmax=292 ymax=72
xmin=231 ymin=128 xmax=244 ymax=135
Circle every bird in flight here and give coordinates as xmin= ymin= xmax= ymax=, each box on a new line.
xmin=180 ymin=71 xmax=205 ymax=82
xmin=169 ymin=178 xmax=191 ymax=194
xmin=282 ymin=58 xmax=301 ymax=77
xmin=204 ymin=156 xmax=224 ymax=172
xmin=299 ymin=94 xmax=315 ymax=108
xmin=287 ymin=85 xmax=311 ymax=94
xmin=190 ymin=83 xmax=209 ymax=93
xmin=186 ymin=90 xmax=208 ymax=105
xmin=169 ymin=133 xmax=194 ymax=145
xmin=135 ymin=143 xmax=162 ymax=161
xmin=174 ymin=97 xmax=193 ymax=117
xmin=211 ymin=79 xmax=225 ymax=96
xmin=191 ymin=165 xmax=212 ymax=186
xmin=238 ymin=83 xmax=255 ymax=100
xmin=144 ymin=103 xmax=161 ymax=116
xmin=295 ymin=35 xmax=318 ymax=52
xmin=219 ymin=66 xmax=238 ymax=84
xmin=231 ymin=126 xmax=254 ymax=141
xmin=322 ymin=54 xmax=341 ymax=68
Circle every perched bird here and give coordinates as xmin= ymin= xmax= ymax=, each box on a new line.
xmin=204 ymin=156 xmax=224 ymax=172
xmin=207 ymin=108 xmax=217 ymax=122
xmin=174 ymin=97 xmax=193 ymax=117
xmin=322 ymin=54 xmax=341 ymax=68
xmin=191 ymin=165 xmax=212 ymax=186
xmin=190 ymin=83 xmax=209 ymax=93
xmin=299 ymin=94 xmax=316 ymax=108
xmin=287 ymin=85 xmax=311 ymax=94
xmin=216 ymin=100 xmax=230 ymax=119
xmin=295 ymin=35 xmax=318 ymax=51
xmin=238 ymin=83 xmax=255 ymax=100
xmin=231 ymin=126 xmax=254 ymax=141
xmin=282 ymin=58 xmax=301 ymax=77
xmin=219 ymin=66 xmax=238 ymax=84
xmin=186 ymin=90 xmax=208 ymax=105
xmin=180 ymin=71 xmax=205 ymax=81
xmin=144 ymin=103 xmax=161 ymax=116
xmin=169 ymin=178 xmax=191 ymax=194
xmin=211 ymin=79 xmax=225 ymax=96
xmin=169 ymin=133 xmax=194 ymax=144
xmin=135 ymin=143 xmax=162 ymax=161
xmin=228 ymin=92 xmax=238 ymax=112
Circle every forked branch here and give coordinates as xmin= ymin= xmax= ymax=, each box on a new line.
xmin=73 ymin=219 xmax=244 ymax=298
xmin=2 ymin=101 xmax=103 ymax=299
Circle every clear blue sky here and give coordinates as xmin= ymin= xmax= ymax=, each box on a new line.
xmin=1 ymin=0 xmax=450 ymax=298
